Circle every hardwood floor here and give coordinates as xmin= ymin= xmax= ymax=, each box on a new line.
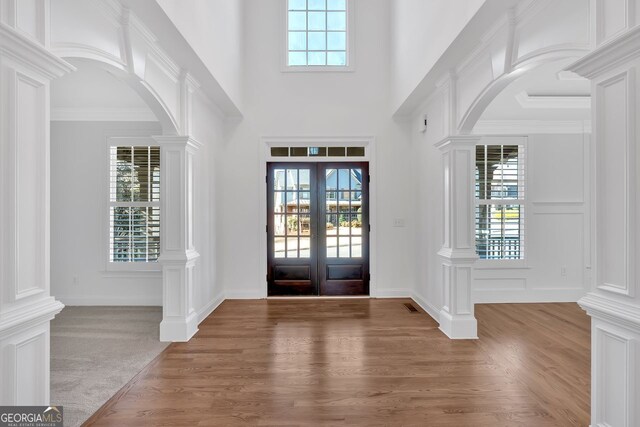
xmin=84 ymin=299 xmax=590 ymax=426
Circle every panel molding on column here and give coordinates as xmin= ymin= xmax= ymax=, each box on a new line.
xmin=594 ymin=0 xmax=640 ymax=46
xmin=0 ymin=0 xmax=48 ymax=46
xmin=593 ymin=322 xmax=636 ymax=427
xmin=596 ymin=69 xmax=636 ymax=297
xmin=13 ymin=71 xmax=46 ymax=301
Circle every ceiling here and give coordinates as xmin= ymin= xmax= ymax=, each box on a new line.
xmin=479 ymin=58 xmax=591 ymax=122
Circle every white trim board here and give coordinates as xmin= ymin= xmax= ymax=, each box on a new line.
xmin=51 ymin=107 xmax=158 ymax=122
xmin=55 ymin=295 xmax=162 ymax=306
xmin=472 ymin=120 xmax=591 ymax=134
xmin=411 ymin=292 xmax=441 ymax=324
xmin=197 ymin=293 xmax=225 ymax=323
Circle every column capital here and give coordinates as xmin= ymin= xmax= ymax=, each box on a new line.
xmin=438 ymin=248 xmax=479 ymax=263
xmin=152 ymin=135 xmax=203 ymax=151
xmin=434 ymin=135 xmax=481 ymax=151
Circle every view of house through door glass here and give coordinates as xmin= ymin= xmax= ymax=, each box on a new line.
xmin=268 ymin=162 xmax=369 ymax=296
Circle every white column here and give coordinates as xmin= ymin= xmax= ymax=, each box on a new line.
xmin=569 ymin=21 xmax=640 ymax=427
xmin=435 ymin=136 xmax=479 ymax=339
xmin=153 ymin=136 xmax=201 ymax=342
xmin=0 ymin=1 xmax=73 ymax=405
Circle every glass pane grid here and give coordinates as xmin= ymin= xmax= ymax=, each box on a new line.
xmin=287 ymin=0 xmax=347 ymax=67
xmin=109 ymin=146 xmax=160 ymax=263
xmin=475 ymin=144 xmax=525 ymax=260
xmin=274 ymin=168 xmax=312 ymax=259
xmin=326 ymin=168 xmax=362 ymax=258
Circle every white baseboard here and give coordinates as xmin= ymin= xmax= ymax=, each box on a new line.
xmin=56 ymin=295 xmax=162 ymax=306
xmin=411 ymin=292 xmax=441 ymax=323
xmin=224 ymin=289 xmax=264 ymax=299
xmin=372 ymin=288 xmax=411 ymax=298
xmin=197 ymin=292 xmax=225 ymax=323
xmin=474 ymin=288 xmax=587 ymax=304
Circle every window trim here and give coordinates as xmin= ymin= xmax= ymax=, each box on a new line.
xmin=281 ymin=0 xmax=356 ymax=73
xmin=474 ymin=137 xmax=528 ymax=267
xmin=104 ymin=136 xmax=161 ymax=273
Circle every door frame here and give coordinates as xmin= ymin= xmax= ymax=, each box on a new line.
xmin=258 ymin=136 xmax=378 ymax=298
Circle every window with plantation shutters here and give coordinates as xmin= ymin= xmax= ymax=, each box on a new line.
xmin=475 ymin=144 xmax=525 ymax=260
xmin=109 ymin=146 xmax=160 ymax=263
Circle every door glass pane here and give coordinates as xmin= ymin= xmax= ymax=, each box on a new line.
xmin=299 ymin=169 xmax=310 ymax=189
xmin=287 ymin=237 xmax=298 ymax=258
xmin=300 ymin=237 xmax=311 ymax=258
xmin=274 ymin=237 xmax=285 ymax=258
xmin=286 ymin=191 xmax=298 ymax=213
xmin=274 ymin=192 xmax=286 ymax=213
xmin=352 ymin=236 xmax=362 ymax=258
xmin=286 ymin=215 xmax=299 ymax=235
xmin=326 ymin=169 xmax=337 ymax=190
xmin=286 ymin=169 xmax=298 ymax=190
xmin=338 ymin=237 xmax=350 ymax=258
xmin=274 ymin=169 xmax=285 ymax=190
xmin=299 ymin=214 xmax=311 ymax=236
xmin=338 ymin=213 xmax=350 ymax=235
xmin=338 ymin=169 xmax=350 ymax=190
xmin=326 ymin=214 xmax=337 ymax=235
xmin=327 ymin=235 xmax=338 ymax=258
xmin=299 ymin=192 xmax=311 ymax=212
xmin=351 ymin=169 xmax=362 ymax=190
xmin=351 ymin=213 xmax=362 ymax=235
xmin=274 ymin=214 xmax=286 ymax=236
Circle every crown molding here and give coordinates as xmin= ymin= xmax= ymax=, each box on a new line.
xmin=0 ymin=23 xmax=75 ymax=79
xmin=515 ymin=91 xmax=591 ymax=109
xmin=579 ymin=292 xmax=640 ymax=332
xmin=568 ymin=25 xmax=640 ymax=78
xmin=51 ymin=107 xmax=157 ymax=122
xmin=434 ymin=135 xmax=481 ymax=149
xmin=472 ymin=119 xmax=591 ymax=134
xmin=152 ymin=135 xmax=204 ymax=150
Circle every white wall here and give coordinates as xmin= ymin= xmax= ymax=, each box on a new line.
xmin=220 ymin=0 xmax=414 ymax=298
xmin=190 ymin=92 xmax=226 ymax=318
xmin=51 ymin=121 xmax=163 ymax=305
xmin=474 ymin=133 xmax=591 ymax=303
xmin=409 ymin=104 xmax=591 ymax=310
xmin=390 ymin=0 xmax=485 ymax=113
xmin=156 ymin=0 xmax=244 ymax=110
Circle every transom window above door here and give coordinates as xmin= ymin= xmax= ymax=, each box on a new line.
xmin=286 ymin=0 xmax=349 ymax=69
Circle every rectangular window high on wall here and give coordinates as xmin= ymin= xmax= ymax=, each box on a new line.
xmin=287 ymin=0 xmax=348 ymax=67
xmin=109 ymin=146 xmax=160 ymax=263
xmin=475 ymin=144 xmax=525 ymax=260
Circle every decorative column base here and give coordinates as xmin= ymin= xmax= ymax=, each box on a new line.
xmin=158 ymin=250 xmax=200 ymax=342
xmin=438 ymin=312 xmax=478 ymax=340
xmin=438 ymin=250 xmax=478 ymax=339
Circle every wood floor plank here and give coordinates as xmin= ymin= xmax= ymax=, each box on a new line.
xmin=83 ymin=299 xmax=590 ymax=427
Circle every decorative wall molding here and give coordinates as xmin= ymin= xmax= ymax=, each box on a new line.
xmin=0 ymin=23 xmax=74 ymax=79
xmin=473 ymin=119 xmax=591 ymax=134
xmin=51 ymin=106 xmax=157 ymax=122
xmin=569 ymin=24 xmax=640 ymax=79
xmin=514 ymin=90 xmax=591 ymax=109
xmin=580 ymin=293 xmax=640 ymax=332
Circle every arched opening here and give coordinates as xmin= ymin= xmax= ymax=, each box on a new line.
xmin=48 ymin=58 xmax=170 ymax=426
